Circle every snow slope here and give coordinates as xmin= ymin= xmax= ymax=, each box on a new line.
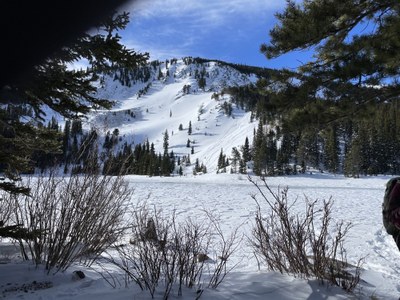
xmin=86 ymin=58 xmax=259 ymax=173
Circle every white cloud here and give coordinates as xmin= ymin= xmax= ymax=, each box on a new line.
xmin=118 ymin=0 xmax=287 ymax=65
xmin=123 ymin=36 xmax=201 ymax=62
xmin=124 ymin=0 xmax=283 ymax=24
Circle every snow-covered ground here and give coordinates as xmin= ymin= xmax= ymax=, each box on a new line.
xmin=7 ymin=58 xmax=399 ymax=299
xmin=1 ymin=173 xmax=400 ymax=299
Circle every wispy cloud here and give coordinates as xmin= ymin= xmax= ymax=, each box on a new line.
xmin=119 ymin=0 xmax=286 ymax=65
xmin=126 ymin=0 xmax=282 ymax=20
xmin=123 ymin=37 xmax=199 ymax=62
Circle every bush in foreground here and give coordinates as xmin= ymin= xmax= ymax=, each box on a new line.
xmin=5 ymin=171 xmax=131 ymax=273
xmin=105 ymin=202 xmax=241 ymax=299
xmin=249 ymin=176 xmax=363 ymax=293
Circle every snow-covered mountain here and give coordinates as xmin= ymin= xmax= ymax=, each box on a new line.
xmin=84 ymin=57 xmax=263 ymax=174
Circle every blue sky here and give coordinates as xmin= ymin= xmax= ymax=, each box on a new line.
xmin=119 ymin=0 xmax=312 ymax=70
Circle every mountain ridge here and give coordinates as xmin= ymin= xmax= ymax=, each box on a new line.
xmin=84 ymin=57 xmax=264 ymax=174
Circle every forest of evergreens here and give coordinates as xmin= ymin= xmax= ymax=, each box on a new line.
xmin=226 ymin=83 xmax=400 ymax=177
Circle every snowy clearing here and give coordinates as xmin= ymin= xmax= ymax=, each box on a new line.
xmin=1 ymin=173 xmax=399 ymax=299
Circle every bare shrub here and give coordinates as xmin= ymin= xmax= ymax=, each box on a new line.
xmin=7 ymin=171 xmax=131 ymax=273
xmin=0 ymin=190 xmax=13 ymax=227
xmin=205 ymin=210 xmax=242 ymax=289
xmin=110 ymin=202 xmax=240 ymax=299
xmin=249 ymin=176 xmax=363 ymax=293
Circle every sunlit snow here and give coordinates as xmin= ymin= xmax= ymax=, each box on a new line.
xmin=2 ymin=59 xmax=399 ymax=299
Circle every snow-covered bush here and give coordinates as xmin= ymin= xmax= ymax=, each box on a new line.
xmin=7 ymin=171 xmax=131 ymax=273
xmin=249 ymin=176 xmax=363 ymax=293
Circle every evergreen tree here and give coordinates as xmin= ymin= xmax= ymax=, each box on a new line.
xmin=344 ymin=136 xmax=362 ymax=178
xmin=260 ymin=0 xmax=400 ymax=122
xmin=231 ymin=147 xmax=241 ymax=174
xmin=178 ymin=165 xmax=183 ymax=176
xmin=265 ymin=130 xmax=277 ymax=175
xmin=253 ymin=121 xmax=267 ymax=176
xmin=161 ymin=130 xmax=171 ymax=176
xmin=278 ymin=131 xmax=298 ymax=174
xmin=71 ymin=120 xmax=83 ymax=136
xmin=188 ymin=121 xmax=192 ymax=135
xmin=80 ymin=129 xmax=99 ymax=172
xmin=239 ymin=158 xmax=247 ymax=174
xmin=103 ymin=131 xmax=112 ymax=151
xmin=344 ymin=123 xmax=369 ymax=177
xmin=111 ymin=128 xmax=120 ymax=146
xmin=163 ymin=129 xmax=169 ymax=156
xmin=217 ymin=149 xmax=227 ymax=171
xmin=241 ymin=136 xmax=251 ymax=163
xmin=296 ymin=129 xmax=320 ymax=171
xmin=323 ymin=124 xmax=340 ymax=173
xmin=0 ymin=10 xmax=148 ymax=238
xmin=31 ymin=123 xmax=62 ymax=172
xmin=194 ymin=158 xmax=201 ymax=173
xmin=198 ymin=76 xmax=206 ymax=90
xmin=158 ymin=67 xmax=163 ymax=80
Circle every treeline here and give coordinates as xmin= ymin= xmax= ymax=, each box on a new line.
xmin=225 ymin=84 xmax=400 ymax=177
xmin=14 ymin=115 xmax=193 ymax=177
xmin=191 ymin=57 xmax=276 ymax=79
xmin=31 ymin=118 xmax=100 ymax=174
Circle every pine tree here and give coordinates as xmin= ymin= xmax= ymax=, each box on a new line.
xmin=323 ymin=124 xmax=340 ymax=173
xmin=344 ymin=123 xmax=369 ymax=177
xmin=253 ymin=121 xmax=267 ymax=176
xmin=217 ymin=149 xmax=226 ymax=171
xmin=198 ymin=76 xmax=206 ymax=90
xmin=265 ymin=130 xmax=277 ymax=175
xmin=195 ymin=158 xmax=200 ymax=172
xmin=111 ymin=128 xmax=120 ymax=146
xmin=103 ymin=131 xmax=112 ymax=151
xmin=163 ymin=130 xmax=169 ymax=156
xmin=296 ymin=129 xmax=320 ymax=171
xmin=239 ymin=159 xmax=247 ymax=174
xmin=161 ymin=130 xmax=171 ymax=176
xmin=277 ymin=131 xmax=297 ymax=174
xmin=158 ymin=67 xmax=163 ymax=80
xmin=188 ymin=121 xmax=192 ymax=135
xmin=241 ymin=136 xmax=251 ymax=162
xmin=71 ymin=120 xmax=83 ymax=136
xmin=0 ymin=10 xmax=148 ymax=239
xmin=261 ymin=0 xmax=400 ymax=122
xmin=344 ymin=136 xmax=362 ymax=178
xmin=231 ymin=147 xmax=241 ymax=174
xmin=178 ymin=165 xmax=183 ymax=176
